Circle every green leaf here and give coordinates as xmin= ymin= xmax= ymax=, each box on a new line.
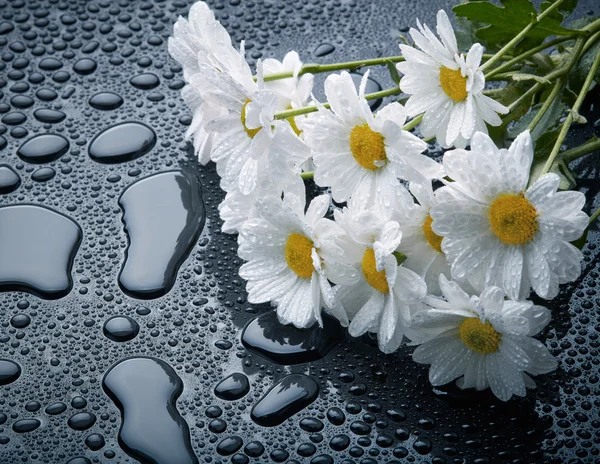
xmin=532 ymin=99 xmax=566 ymax=140
xmin=453 ymin=0 xmax=578 ymax=50
xmin=532 ymin=127 xmax=560 ymax=159
xmin=568 ymin=39 xmax=600 ymax=93
xmin=386 ymin=60 xmax=401 ymax=86
xmin=529 ymin=157 xmax=576 ymax=190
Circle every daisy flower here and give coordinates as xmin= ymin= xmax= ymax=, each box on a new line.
xmin=238 ymin=192 xmax=357 ymax=328
xmin=430 ymin=130 xmax=588 ymax=300
xmin=168 ymin=1 xmax=242 ymax=164
xmin=201 ymin=55 xmax=311 ymax=195
xmin=411 ymin=275 xmax=557 ymax=401
xmin=303 ymin=71 xmax=442 ymax=207
xmin=219 ymin=174 xmax=306 ymax=236
xmin=395 ymin=181 xmax=452 ymax=295
xmin=332 ymin=186 xmax=428 ymax=353
xmin=396 ymin=9 xmax=508 ymax=148
xmin=263 ymin=51 xmax=314 ymax=134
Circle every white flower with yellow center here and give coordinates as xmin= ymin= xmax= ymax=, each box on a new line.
xmin=395 ymin=181 xmax=452 ymax=295
xmin=430 ymin=130 xmax=588 ymax=300
xmin=303 ymin=71 xmax=442 ymax=207
xmin=396 ymin=10 xmax=508 ymax=148
xmin=238 ymin=192 xmax=358 ymax=328
xmin=200 ymin=55 xmax=311 ymax=195
xmin=332 ymin=187 xmax=428 ymax=353
xmin=411 ymin=275 xmax=557 ymax=401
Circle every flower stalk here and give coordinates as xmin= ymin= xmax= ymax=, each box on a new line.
xmin=540 ymin=45 xmax=600 ymax=176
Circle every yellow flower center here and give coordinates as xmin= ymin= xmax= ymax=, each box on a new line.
xmin=287 ymin=105 xmax=302 ymax=137
xmin=361 ymin=248 xmax=389 ymax=294
xmin=488 ymin=193 xmax=538 ymax=245
xmin=439 ymin=66 xmax=468 ymax=102
xmin=349 ymin=124 xmax=387 ymax=170
xmin=285 ymin=233 xmax=314 ymax=279
xmin=422 ymin=215 xmax=444 ymax=254
xmin=241 ymin=99 xmax=261 ymax=139
xmin=459 ymin=318 xmax=502 ymax=355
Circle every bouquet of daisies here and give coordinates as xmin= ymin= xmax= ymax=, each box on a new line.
xmin=169 ymin=0 xmax=600 ymax=401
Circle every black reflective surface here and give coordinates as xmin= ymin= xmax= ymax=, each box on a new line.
xmin=0 ymin=0 xmax=599 ymax=463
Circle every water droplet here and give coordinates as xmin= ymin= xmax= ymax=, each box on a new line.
xmin=103 ymin=316 xmax=140 ymax=342
xmin=2 ymin=111 xmax=26 ymax=125
xmin=17 ymin=134 xmax=70 ymax=163
xmin=85 ymin=433 xmax=105 ymax=451
xmin=216 ymin=436 xmax=243 ymax=456
xmin=31 ymin=167 xmax=56 ymax=182
xmin=0 ymin=359 xmax=21 ymax=385
xmin=118 ymin=170 xmax=205 ymax=299
xmin=130 ymin=73 xmax=160 ymax=90
xmin=38 ymin=57 xmax=62 ymax=71
xmin=73 ymin=58 xmax=97 ymax=75
xmin=251 ymin=374 xmax=319 ymax=427
xmin=33 ymin=108 xmax=66 ymax=124
xmin=314 ymin=43 xmax=335 ymax=57
xmin=241 ymin=312 xmax=344 ymax=365
xmin=0 ymin=205 xmax=82 ymax=299
xmin=10 ymin=314 xmax=31 ymax=328
xmin=88 ymin=122 xmax=156 ymax=163
xmin=0 ymin=164 xmax=20 ymax=194
xmin=102 ymin=357 xmax=198 ymax=464
xmin=89 ymin=92 xmax=123 ymax=110
xmin=214 ymin=373 xmax=250 ymax=401
xmin=12 ymin=418 xmax=41 ymax=433
xmin=67 ymin=412 xmax=97 ymax=431
xmin=45 ymin=402 xmax=67 ymax=415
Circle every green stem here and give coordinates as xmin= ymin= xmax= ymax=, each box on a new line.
xmin=528 ymin=77 xmax=564 ymax=132
xmin=561 ymin=137 xmax=600 ymax=163
xmin=301 ymin=171 xmax=314 ymax=180
xmin=485 ymin=36 xmax=572 ymax=79
xmin=479 ymin=0 xmax=568 ymax=73
xmin=263 ymin=56 xmax=405 ymax=82
xmin=540 ymin=47 xmax=600 ymax=176
xmin=273 ymin=87 xmax=401 ymax=120
xmin=589 ymin=206 xmax=600 ymax=225
xmin=402 ymin=114 xmax=423 ymax=131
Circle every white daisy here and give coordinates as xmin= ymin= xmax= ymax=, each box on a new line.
xmin=332 ymin=186 xmax=428 ymax=353
xmin=263 ymin=51 xmax=314 ymax=134
xmin=411 ymin=275 xmax=557 ymax=401
xmin=219 ymin=173 xmax=305 ymax=236
xmin=395 ymin=181 xmax=452 ymax=295
xmin=168 ymin=1 xmax=242 ymax=164
xmin=430 ymin=130 xmax=588 ymax=300
xmin=396 ymin=9 xmax=508 ymax=148
xmin=238 ymin=192 xmax=357 ymax=328
xmin=303 ymin=71 xmax=442 ymax=208
xmin=200 ymin=55 xmax=311 ymax=195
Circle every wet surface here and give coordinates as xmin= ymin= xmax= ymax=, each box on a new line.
xmin=102 ymin=357 xmax=198 ymax=464
xmin=0 ymin=0 xmax=598 ymax=463
xmin=0 ymin=205 xmax=82 ymax=299
xmin=118 ymin=170 xmax=205 ymax=299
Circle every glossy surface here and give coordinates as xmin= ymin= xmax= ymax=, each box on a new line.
xmin=88 ymin=122 xmax=156 ymax=164
xmin=0 ymin=0 xmax=598 ymax=462
xmin=102 ymin=357 xmax=198 ymax=464
xmin=118 ymin=170 xmax=205 ymax=299
xmin=0 ymin=205 xmax=82 ymax=299
xmin=242 ymin=312 xmax=345 ymax=365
